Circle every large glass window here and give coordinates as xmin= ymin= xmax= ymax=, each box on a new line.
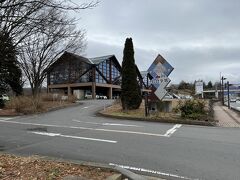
xmin=95 ymin=71 xmax=106 ymax=83
xmin=96 ymin=60 xmax=109 ymax=84
xmin=50 ymin=59 xmax=92 ymax=84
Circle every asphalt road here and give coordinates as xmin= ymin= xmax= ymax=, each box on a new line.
xmin=0 ymin=100 xmax=240 ymax=180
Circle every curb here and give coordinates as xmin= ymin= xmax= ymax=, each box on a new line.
xmin=43 ymin=157 xmax=149 ymax=180
xmin=52 ymin=158 xmax=148 ymax=180
xmin=114 ymin=166 xmax=146 ymax=180
xmin=15 ymin=154 xmax=150 ymax=180
xmin=97 ymin=111 xmax=216 ymax=126
xmin=0 ymin=152 xmax=152 ymax=180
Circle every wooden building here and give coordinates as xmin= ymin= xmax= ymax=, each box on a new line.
xmin=47 ymin=52 xmax=147 ymax=99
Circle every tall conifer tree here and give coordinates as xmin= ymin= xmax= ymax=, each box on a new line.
xmin=121 ymin=38 xmax=142 ymax=110
xmin=0 ymin=32 xmax=23 ymax=95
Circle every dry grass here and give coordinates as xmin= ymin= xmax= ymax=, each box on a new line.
xmin=0 ymin=154 xmax=114 ymax=180
xmin=103 ymin=100 xmax=181 ymax=120
xmin=105 ymin=100 xmax=145 ymax=118
xmin=5 ymin=96 xmax=44 ymax=114
xmin=4 ymin=93 xmax=77 ymax=115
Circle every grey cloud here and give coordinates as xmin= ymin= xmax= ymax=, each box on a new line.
xmin=78 ymin=0 xmax=240 ymax=83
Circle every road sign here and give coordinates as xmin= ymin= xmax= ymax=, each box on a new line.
xmin=195 ymin=81 xmax=203 ymax=95
xmin=154 ymin=76 xmax=171 ymax=100
xmin=147 ymin=54 xmax=174 ymax=100
xmin=150 ymin=74 xmax=170 ymax=89
xmin=148 ymin=54 xmax=174 ymax=78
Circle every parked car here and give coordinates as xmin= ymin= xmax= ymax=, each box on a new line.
xmin=85 ymin=92 xmax=92 ymax=99
xmin=0 ymin=94 xmax=10 ymax=101
xmin=236 ymin=98 xmax=240 ymax=103
xmin=98 ymin=95 xmax=107 ymax=99
xmin=112 ymin=95 xmax=120 ymax=99
xmin=102 ymin=95 xmax=107 ymax=99
xmin=230 ymin=98 xmax=237 ymax=102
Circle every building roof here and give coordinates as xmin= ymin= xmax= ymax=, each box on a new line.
xmin=47 ymin=52 xmax=121 ymax=72
xmin=89 ymin=55 xmax=115 ymax=64
xmin=66 ymin=52 xmax=92 ymax=64
xmin=140 ymin=71 xmax=148 ymax=77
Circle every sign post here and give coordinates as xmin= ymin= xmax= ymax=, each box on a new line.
xmin=195 ymin=81 xmax=204 ymax=98
xmin=147 ymin=54 xmax=174 ymax=101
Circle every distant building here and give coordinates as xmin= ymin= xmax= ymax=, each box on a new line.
xmin=47 ymin=52 xmax=146 ymax=99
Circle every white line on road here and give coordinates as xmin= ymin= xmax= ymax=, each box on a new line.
xmin=81 ymin=106 xmax=93 ymax=109
xmin=72 ymin=119 xmax=143 ymax=127
xmin=109 ymin=163 xmax=197 ymax=180
xmin=29 ymin=131 xmax=117 ymax=143
xmin=0 ymin=117 xmax=14 ymax=121
xmin=0 ymin=116 xmax=19 ymax=121
xmin=0 ymin=120 xmax=166 ymax=137
xmin=164 ymin=124 xmax=182 ymax=137
xmin=82 ymin=107 xmax=89 ymax=109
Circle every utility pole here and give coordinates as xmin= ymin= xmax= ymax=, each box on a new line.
xmin=227 ymin=81 xmax=230 ymax=109
xmin=221 ymin=76 xmax=226 ymax=105
xmin=219 ymin=72 xmax=222 ymax=101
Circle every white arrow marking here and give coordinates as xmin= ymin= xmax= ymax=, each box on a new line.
xmin=164 ymin=124 xmax=182 ymax=137
xmin=72 ymin=119 xmax=143 ymax=127
xmin=29 ymin=131 xmax=117 ymax=143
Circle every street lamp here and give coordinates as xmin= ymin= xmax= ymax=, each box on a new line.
xmin=221 ymin=76 xmax=227 ymax=105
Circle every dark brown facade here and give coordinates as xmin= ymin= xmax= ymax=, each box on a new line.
xmin=47 ymin=51 xmax=147 ymax=99
xmin=47 ymin=52 xmax=121 ymax=99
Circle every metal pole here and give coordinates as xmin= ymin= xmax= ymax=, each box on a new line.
xmin=219 ymin=72 xmax=221 ymax=101
xmin=227 ymin=81 xmax=230 ymax=109
xmin=221 ymin=77 xmax=224 ymax=105
xmin=144 ymin=93 xmax=147 ymax=117
xmin=219 ymin=74 xmax=222 ymax=101
xmin=221 ymin=77 xmax=223 ymax=105
xmin=145 ymin=73 xmax=149 ymax=117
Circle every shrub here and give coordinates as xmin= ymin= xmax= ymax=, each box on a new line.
xmin=5 ymin=96 xmax=43 ymax=114
xmin=67 ymin=95 xmax=77 ymax=103
xmin=178 ymin=100 xmax=206 ymax=120
xmin=41 ymin=93 xmax=63 ymax=101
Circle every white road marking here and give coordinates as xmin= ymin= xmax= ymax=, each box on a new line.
xmin=72 ymin=119 xmax=143 ymax=127
xmin=92 ymin=128 xmax=166 ymax=137
xmin=82 ymin=107 xmax=89 ymax=109
xmin=0 ymin=120 xmax=166 ymax=137
xmin=109 ymin=163 xmax=197 ymax=180
xmin=81 ymin=106 xmax=93 ymax=109
xmin=164 ymin=124 xmax=182 ymax=137
xmin=0 ymin=117 xmax=14 ymax=121
xmin=29 ymin=131 xmax=117 ymax=143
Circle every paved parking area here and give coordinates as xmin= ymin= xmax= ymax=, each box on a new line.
xmin=1 ymin=100 xmax=240 ymax=180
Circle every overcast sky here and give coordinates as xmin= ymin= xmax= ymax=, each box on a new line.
xmin=78 ymin=0 xmax=240 ymax=84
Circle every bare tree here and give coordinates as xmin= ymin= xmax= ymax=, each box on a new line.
xmin=18 ymin=7 xmax=86 ymax=95
xmin=0 ymin=0 xmax=97 ymax=95
xmin=0 ymin=0 xmax=98 ymax=46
